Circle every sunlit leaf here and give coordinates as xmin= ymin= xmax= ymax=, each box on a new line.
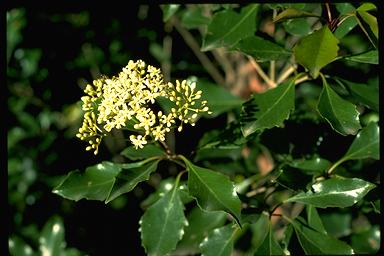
xmin=343 ymin=50 xmax=378 ymax=64
xmin=306 ymin=205 xmax=327 ymax=234
xmin=240 ymin=79 xmax=296 ymax=137
xmin=141 ymin=183 xmax=187 ymax=256
xmin=9 ymin=236 xmax=34 ymax=256
xmin=285 ymin=176 xmax=376 ymax=208
xmin=233 ymin=36 xmax=291 ymax=62
xmin=39 ymin=216 xmax=65 ymax=256
xmin=273 ymin=8 xmax=320 ymax=23
xmin=317 ymin=77 xmax=361 ymax=135
xmin=291 ymin=218 xmax=354 ymax=254
xmin=199 ymin=224 xmax=238 ymax=256
xmin=356 ymin=4 xmax=378 ymax=39
xmin=121 ymin=144 xmax=165 ymax=161
xmin=342 ymin=121 xmax=379 ymax=161
xmin=180 ymin=156 xmax=242 ymax=224
xmin=201 ymin=4 xmax=259 ymax=51
xmin=293 ymin=26 xmax=339 ymax=78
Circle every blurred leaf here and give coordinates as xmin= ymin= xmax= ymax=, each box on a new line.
xmin=176 ymin=206 xmax=227 ymax=254
xmin=273 ymin=8 xmax=320 ymax=23
xmin=149 ymin=43 xmax=168 ymax=63
xmin=291 ymin=218 xmax=354 ymax=254
xmin=53 ymin=158 xmax=160 ymax=202
xmin=267 ymin=3 xmax=307 ymax=10
xmin=197 ymin=78 xmax=242 ymax=117
xmin=283 ymin=18 xmax=312 ymax=36
xmin=240 ymin=79 xmax=296 ymax=137
xmin=249 ymin=212 xmax=270 ymax=254
xmin=162 ymin=4 xmax=180 ymax=22
xmin=343 ymin=50 xmax=378 ymax=64
xmin=181 ymin=8 xmax=210 ymax=29
xmin=140 ymin=182 xmax=187 ymax=256
xmin=7 ymin=8 xmax=26 ymax=64
xmin=285 ymin=176 xmax=376 ymax=208
xmin=232 ymin=36 xmax=291 ymax=62
xmin=288 ymin=157 xmax=331 ymax=175
xmin=39 ymin=216 xmax=65 ymax=256
xmin=317 ymin=77 xmax=361 ymax=135
xmin=341 ymin=121 xmax=379 ymax=161
xmin=255 ymin=218 xmax=284 ymax=255
xmin=199 ymin=224 xmax=238 ymax=256
xmin=105 ymin=160 xmax=159 ymax=203
xmin=121 ymin=144 xmax=166 ymax=161
xmin=306 ymin=205 xmax=327 ymax=234
xmin=9 ymin=236 xmax=34 ymax=256
xmin=180 ymin=156 xmax=242 ymax=224
xmin=293 ymin=26 xmax=339 ymax=78
xmin=335 ymin=77 xmax=379 ymax=111
xmin=201 ymin=4 xmax=259 ymax=51
xmin=351 ymin=225 xmax=380 ymax=254
xmin=321 ymin=212 xmax=352 ymax=238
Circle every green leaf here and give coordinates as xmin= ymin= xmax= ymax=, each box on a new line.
xmin=255 ymin=219 xmax=284 ymax=255
xmin=343 ymin=50 xmax=378 ymax=64
xmin=162 ymin=4 xmax=180 ymax=22
xmin=249 ymin=212 xmax=269 ymax=253
xmin=321 ymin=212 xmax=352 ymax=238
xmin=201 ymin=4 xmax=259 ymax=51
xmin=105 ymin=160 xmax=160 ymax=203
xmin=180 ymin=156 xmax=242 ymax=224
xmin=317 ymin=77 xmax=361 ymax=135
xmin=293 ymin=26 xmax=339 ymax=78
xmin=335 ymin=77 xmax=379 ymax=112
xmin=9 ymin=236 xmax=34 ymax=256
xmin=199 ymin=224 xmax=238 ymax=256
xmin=351 ymin=225 xmax=380 ymax=254
xmin=176 ymin=206 xmax=227 ymax=254
xmin=357 ymin=3 xmax=377 ymax=12
xmin=232 ymin=36 xmax=291 ymax=62
xmin=273 ymin=8 xmax=320 ymax=23
xmin=306 ymin=205 xmax=327 ymax=234
xmin=140 ymin=182 xmax=187 ymax=256
xmin=240 ymin=79 xmax=296 ymax=137
xmin=342 ymin=122 xmax=379 ymax=161
xmin=356 ymin=9 xmax=378 ymax=43
xmin=289 ymin=157 xmax=331 ymax=175
xmin=283 ymin=18 xmax=312 ymax=36
xmin=196 ymin=78 xmax=243 ymax=117
xmin=53 ymin=161 xmax=121 ymax=201
xmin=285 ymin=176 xmax=376 ymax=208
xmin=291 ymin=218 xmax=354 ymax=254
xmin=39 ymin=216 xmax=65 ymax=256
xmin=181 ymin=8 xmax=211 ymax=29
xmin=120 ymin=144 xmax=165 ymax=161
xmin=334 ymin=3 xmax=357 ymax=39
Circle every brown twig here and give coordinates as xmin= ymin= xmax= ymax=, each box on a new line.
xmin=248 ymin=56 xmax=276 ymax=88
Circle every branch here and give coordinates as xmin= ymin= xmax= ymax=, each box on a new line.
xmin=171 ymin=16 xmax=226 ymax=85
xmin=248 ymin=56 xmax=276 ymax=88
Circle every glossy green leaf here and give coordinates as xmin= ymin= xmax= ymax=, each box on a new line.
xmin=162 ymin=4 xmax=180 ymax=22
xmin=343 ymin=50 xmax=378 ymax=64
xmin=105 ymin=160 xmax=159 ymax=203
xmin=317 ymin=77 xmax=361 ymax=135
xmin=201 ymin=4 xmax=259 ymax=51
xmin=249 ymin=212 xmax=269 ymax=253
xmin=321 ymin=212 xmax=352 ymax=238
xmin=9 ymin=236 xmax=34 ymax=256
xmin=273 ymin=8 xmax=320 ymax=23
xmin=140 ymin=183 xmax=187 ymax=256
xmin=120 ymin=144 xmax=165 ymax=161
xmin=357 ymin=3 xmax=377 ymax=12
xmin=255 ymin=219 xmax=284 ymax=255
xmin=289 ymin=157 xmax=331 ymax=175
xmin=335 ymin=77 xmax=379 ymax=112
xmin=181 ymin=8 xmax=210 ymax=29
xmin=351 ymin=225 xmax=380 ymax=254
xmin=291 ymin=218 xmax=354 ymax=254
xmin=180 ymin=156 xmax=242 ymax=224
xmin=306 ymin=205 xmax=327 ymax=234
xmin=232 ymin=36 xmax=291 ymax=62
xmin=293 ymin=26 xmax=339 ymax=78
xmin=176 ymin=206 xmax=227 ymax=254
xmin=283 ymin=18 xmax=312 ymax=36
xmin=199 ymin=224 xmax=238 ymax=256
xmin=39 ymin=216 xmax=65 ymax=256
xmin=53 ymin=161 xmax=121 ymax=201
xmin=342 ymin=121 xmax=379 ymax=161
xmin=285 ymin=176 xmax=376 ymax=208
xmin=240 ymin=79 xmax=296 ymax=137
